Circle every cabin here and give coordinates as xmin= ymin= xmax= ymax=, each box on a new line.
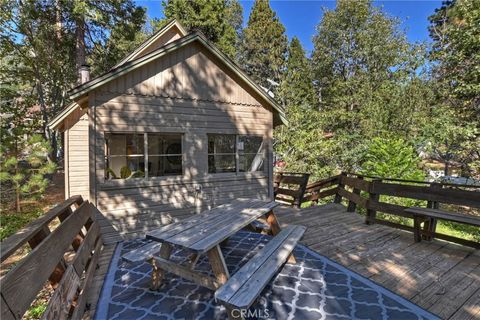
xmin=49 ymin=20 xmax=286 ymax=239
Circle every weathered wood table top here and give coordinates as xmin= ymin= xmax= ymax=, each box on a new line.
xmin=145 ymin=198 xmax=282 ymax=291
xmin=146 ymin=199 xmax=279 ymax=253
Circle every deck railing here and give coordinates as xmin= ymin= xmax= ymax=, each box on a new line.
xmin=0 ymin=196 xmax=103 ymax=320
xmin=301 ymin=172 xmax=480 ymax=248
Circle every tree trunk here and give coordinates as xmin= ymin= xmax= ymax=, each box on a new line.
xmin=16 ymin=187 xmax=21 ymax=213
xmin=14 ymin=139 xmax=21 ymax=213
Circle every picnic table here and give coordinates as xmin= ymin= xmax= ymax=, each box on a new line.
xmin=145 ymin=199 xmax=283 ymax=291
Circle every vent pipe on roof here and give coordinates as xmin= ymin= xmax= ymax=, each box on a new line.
xmin=78 ymin=64 xmax=90 ymax=84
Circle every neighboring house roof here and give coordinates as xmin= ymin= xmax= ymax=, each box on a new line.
xmin=49 ymin=20 xmax=286 ymax=130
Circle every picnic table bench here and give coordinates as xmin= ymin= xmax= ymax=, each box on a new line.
xmin=405 ymin=207 xmax=480 ymax=249
xmin=133 ymin=198 xmax=305 ymax=319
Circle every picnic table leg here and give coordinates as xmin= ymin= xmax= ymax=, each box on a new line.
xmin=265 ymin=210 xmax=281 ymax=236
xmin=265 ymin=210 xmax=297 ymax=264
xmin=187 ymin=253 xmax=200 ymax=269
xmin=150 ymin=243 xmax=172 ymax=290
xmin=206 ymin=245 xmax=230 ymax=285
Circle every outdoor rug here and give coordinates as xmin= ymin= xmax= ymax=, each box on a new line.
xmin=95 ymin=231 xmax=439 ymax=320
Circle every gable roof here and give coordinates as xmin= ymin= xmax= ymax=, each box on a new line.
xmin=113 ymin=19 xmax=188 ymax=68
xmin=49 ymin=21 xmax=286 ymax=130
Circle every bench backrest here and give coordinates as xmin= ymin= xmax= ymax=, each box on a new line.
xmin=0 ymin=196 xmax=103 ymax=320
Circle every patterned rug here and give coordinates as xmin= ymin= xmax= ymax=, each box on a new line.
xmin=95 ymin=231 xmax=439 ymax=320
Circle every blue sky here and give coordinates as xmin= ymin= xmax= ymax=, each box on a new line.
xmin=135 ymin=0 xmax=443 ymax=54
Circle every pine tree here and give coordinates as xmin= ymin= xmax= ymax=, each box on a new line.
xmin=280 ymin=37 xmax=315 ymax=109
xmin=274 ymin=38 xmax=325 ymax=178
xmin=241 ymin=0 xmax=288 ymax=89
xmin=161 ymin=0 xmax=242 ymax=59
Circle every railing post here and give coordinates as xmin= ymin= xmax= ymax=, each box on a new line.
xmin=347 ymin=176 xmax=363 ymax=212
xmin=424 ymin=183 xmax=441 ymax=240
xmin=334 ymin=172 xmax=346 ymax=204
xmin=365 ymin=179 xmax=381 ymax=225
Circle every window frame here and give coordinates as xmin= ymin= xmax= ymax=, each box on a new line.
xmin=207 ymin=134 xmax=265 ymax=174
xmin=104 ymin=132 xmax=184 ymax=181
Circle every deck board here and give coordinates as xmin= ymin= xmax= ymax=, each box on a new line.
xmin=276 ymin=203 xmax=479 ymax=320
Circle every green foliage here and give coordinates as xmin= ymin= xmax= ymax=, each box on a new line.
xmin=0 ymin=208 xmax=43 ymax=240
xmin=120 ymin=166 xmax=132 ymax=179
xmin=0 ymin=0 xmax=146 ymax=160
xmin=361 ymin=137 xmax=427 ymax=225
xmin=25 ymin=302 xmax=47 ymax=320
xmin=0 ymin=134 xmax=56 ymax=212
xmin=277 ymin=0 xmax=436 ymax=179
xmin=280 ymin=37 xmax=316 ymax=108
xmin=241 ymin=0 xmax=288 ymax=89
xmin=429 ymin=0 xmax=480 ymax=118
xmin=161 ymin=0 xmax=242 ymax=59
xmin=361 ymin=137 xmax=425 ymax=181
xmin=428 ymin=0 xmax=480 ymax=176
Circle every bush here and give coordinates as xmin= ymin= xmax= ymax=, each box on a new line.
xmin=361 ymin=137 xmax=425 ymax=181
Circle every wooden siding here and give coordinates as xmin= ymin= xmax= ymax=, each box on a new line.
xmin=98 ymin=42 xmax=266 ymax=107
xmin=88 ymin=41 xmax=274 ymax=238
xmin=64 ymin=108 xmax=89 ymax=201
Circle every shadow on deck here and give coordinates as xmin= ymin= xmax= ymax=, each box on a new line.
xmin=275 ymin=203 xmax=480 ymax=320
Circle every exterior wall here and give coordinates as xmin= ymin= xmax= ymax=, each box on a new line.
xmin=64 ymin=108 xmax=90 ymax=201
xmin=89 ymin=41 xmax=274 ymax=239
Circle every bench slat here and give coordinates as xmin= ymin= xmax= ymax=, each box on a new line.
xmin=42 ymin=266 xmax=80 ymax=320
xmin=122 ymin=242 xmax=163 ymax=263
xmin=406 ymin=207 xmax=480 ymax=226
xmin=215 ymin=225 xmax=306 ymax=309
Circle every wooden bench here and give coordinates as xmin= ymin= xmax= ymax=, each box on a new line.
xmin=215 ymin=225 xmax=306 ymax=319
xmin=405 ymin=207 xmax=480 ymax=249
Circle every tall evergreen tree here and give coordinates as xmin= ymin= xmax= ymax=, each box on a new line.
xmin=161 ymin=0 xmax=242 ymax=59
xmin=275 ymin=38 xmax=326 ymax=178
xmin=280 ymin=37 xmax=315 ymax=109
xmin=241 ymin=0 xmax=287 ymax=89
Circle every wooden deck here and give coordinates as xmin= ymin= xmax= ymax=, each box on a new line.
xmin=85 ymin=202 xmax=479 ymax=319
xmin=276 ymin=203 xmax=480 ymax=320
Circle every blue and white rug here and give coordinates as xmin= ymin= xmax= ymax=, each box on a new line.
xmin=95 ymin=231 xmax=439 ymax=320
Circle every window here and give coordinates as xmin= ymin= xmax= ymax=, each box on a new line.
xmin=208 ymin=134 xmax=264 ymax=173
xmin=238 ymin=136 xmax=264 ymax=172
xmin=105 ymin=133 xmax=145 ymax=179
xmin=208 ymin=135 xmax=236 ymax=173
xmin=105 ymin=133 xmax=183 ymax=180
xmin=148 ymin=134 xmax=182 ymax=176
